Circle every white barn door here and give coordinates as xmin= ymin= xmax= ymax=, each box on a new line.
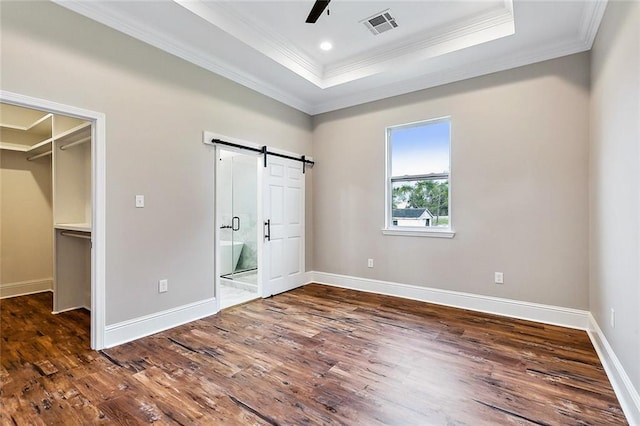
xmin=262 ymin=155 xmax=305 ymax=297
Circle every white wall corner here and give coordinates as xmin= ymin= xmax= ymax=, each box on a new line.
xmin=587 ymin=314 xmax=640 ymax=425
xmin=0 ymin=279 xmax=53 ymax=299
xmin=104 ymin=297 xmax=218 ymax=348
xmin=308 ymin=271 xmax=589 ymax=330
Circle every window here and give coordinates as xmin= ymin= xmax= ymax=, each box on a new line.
xmin=384 ymin=117 xmax=454 ymax=238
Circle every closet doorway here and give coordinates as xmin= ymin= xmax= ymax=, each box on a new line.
xmin=0 ymin=91 xmax=106 ymax=349
xmin=216 ymin=148 xmax=261 ymax=309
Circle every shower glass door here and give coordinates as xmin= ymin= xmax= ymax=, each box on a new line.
xmin=218 ymin=148 xmax=259 ymax=307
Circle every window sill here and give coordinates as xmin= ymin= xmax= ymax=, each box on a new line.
xmin=381 ymin=228 xmax=456 ymax=238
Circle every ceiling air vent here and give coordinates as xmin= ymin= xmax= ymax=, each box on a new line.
xmin=361 ymin=9 xmax=398 ymax=35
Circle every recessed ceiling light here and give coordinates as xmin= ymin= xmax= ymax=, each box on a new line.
xmin=319 ymin=41 xmax=333 ymax=51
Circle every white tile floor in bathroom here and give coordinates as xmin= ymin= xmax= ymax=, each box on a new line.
xmin=219 ymin=271 xmax=259 ymax=309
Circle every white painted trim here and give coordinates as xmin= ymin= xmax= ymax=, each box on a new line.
xmin=0 ymin=90 xmax=107 ymax=350
xmin=587 ymin=314 xmax=640 ymax=425
xmin=308 ymin=271 xmax=589 ymax=330
xmin=311 ymin=38 xmax=592 ymax=115
xmin=51 ymin=0 xmax=606 ymax=116
xmin=381 ymin=229 xmax=456 ymax=238
xmin=52 ymin=0 xmax=314 ymax=114
xmin=322 ymin=4 xmax=515 ymax=88
xmin=104 ymin=297 xmax=218 ymax=348
xmin=174 ymin=1 xmax=324 ymax=87
xmin=579 ymin=0 xmax=608 ymax=48
xmin=0 ymin=279 xmax=53 ymax=299
xmin=52 ymin=305 xmax=87 ymax=314
xmin=305 ymin=273 xmax=639 ymax=423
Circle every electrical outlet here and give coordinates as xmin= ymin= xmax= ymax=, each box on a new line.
xmin=158 ymin=279 xmax=168 ymax=293
xmin=610 ymin=308 xmax=615 ymax=328
xmin=367 ymin=258 xmax=374 ymax=268
xmin=494 ymin=272 xmax=504 ymax=284
xmin=135 ymin=195 xmax=145 ymax=208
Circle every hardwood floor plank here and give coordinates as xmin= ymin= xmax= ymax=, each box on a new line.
xmin=1 ymin=285 xmax=627 ymax=425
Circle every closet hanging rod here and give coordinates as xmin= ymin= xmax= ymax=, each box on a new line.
xmin=60 ymin=136 xmax=91 ymax=151
xmin=60 ymin=231 xmax=91 ymax=240
xmin=27 ymin=150 xmax=52 ymax=161
xmin=211 ymin=138 xmax=315 ymax=173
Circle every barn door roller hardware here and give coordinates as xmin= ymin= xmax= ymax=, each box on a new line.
xmin=211 ymin=138 xmax=314 ymax=173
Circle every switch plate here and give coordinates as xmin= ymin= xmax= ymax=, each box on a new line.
xmin=494 ymin=272 xmax=504 ymax=284
xmin=158 ymin=279 xmax=168 ymax=293
xmin=610 ymin=308 xmax=615 ymax=328
xmin=135 ymin=195 xmax=145 ymax=208
xmin=367 ymin=258 xmax=374 ymax=268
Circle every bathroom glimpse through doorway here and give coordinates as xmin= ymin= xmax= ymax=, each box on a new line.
xmin=216 ymin=148 xmax=260 ymax=309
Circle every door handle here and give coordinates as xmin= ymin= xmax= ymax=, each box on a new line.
xmin=264 ymin=219 xmax=271 ymax=241
xmin=232 ymin=216 xmax=240 ymax=231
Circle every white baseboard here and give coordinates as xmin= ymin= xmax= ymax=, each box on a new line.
xmin=52 ymin=305 xmax=90 ymax=314
xmin=0 ymin=278 xmax=53 ymax=299
xmin=104 ymin=297 xmax=217 ymax=348
xmin=308 ymin=271 xmax=589 ymax=330
xmin=587 ymin=314 xmax=640 ymax=425
xmin=307 ymin=271 xmax=638 ymax=424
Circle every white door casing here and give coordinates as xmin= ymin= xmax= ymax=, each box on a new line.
xmin=263 ymin=155 xmax=305 ymax=297
xmin=0 ymin=90 xmax=106 ymax=350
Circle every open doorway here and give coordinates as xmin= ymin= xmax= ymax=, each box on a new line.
xmin=216 ymin=148 xmax=261 ymax=309
xmin=0 ymin=90 xmax=106 ymax=349
xmin=208 ymin=132 xmax=310 ymax=310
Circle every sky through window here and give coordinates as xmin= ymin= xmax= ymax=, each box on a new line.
xmin=390 ymin=120 xmax=450 ymax=176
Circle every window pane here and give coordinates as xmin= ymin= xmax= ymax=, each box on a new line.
xmin=390 ymin=121 xmax=450 ymax=176
xmin=392 ymin=179 xmax=449 ymax=228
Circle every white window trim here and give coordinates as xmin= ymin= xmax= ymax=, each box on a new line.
xmin=383 ymin=116 xmax=455 ymax=238
xmin=381 ymin=228 xmax=455 ymax=238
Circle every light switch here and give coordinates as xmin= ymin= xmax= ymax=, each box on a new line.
xmin=135 ymin=195 xmax=145 ymax=208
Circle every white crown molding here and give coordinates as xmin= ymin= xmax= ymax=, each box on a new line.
xmin=173 ymin=0 xmax=324 ymax=87
xmin=323 ymin=4 xmax=515 ymax=87
xmin=175 ymin=0 xmax=515 ymax=89
xmin=311 ymin=37 xmax=591 ymax=115
xmin=579 ymin=0 xmax=608 ymax=48
xmin=587 ymin=314 xmax=640 ymax=425
xmin=52 ymin=0 xmax=315 ymax=114
xmin=52 ymin=0 xmax=608 ymax=116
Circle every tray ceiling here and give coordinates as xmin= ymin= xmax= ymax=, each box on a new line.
xmin=53 ymin=0 xmax=607 ymax=115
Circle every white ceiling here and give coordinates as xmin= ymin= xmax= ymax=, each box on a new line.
xmin=54 ymin=0 xmax=607 ymax=115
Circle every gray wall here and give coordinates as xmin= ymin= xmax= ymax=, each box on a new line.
xmin=0 ymin=1 xmax=313 ymax=325
xmin=313 ymin=53 xmax=590 ymax=310
xmin=590 ymin=0 xmax=640 ymax=396
xmin=3 ymin=5 xmax=637 ymax=398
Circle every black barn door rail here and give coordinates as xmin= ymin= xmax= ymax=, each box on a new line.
xmin=212 ymin=138 xmax=315 ymax=173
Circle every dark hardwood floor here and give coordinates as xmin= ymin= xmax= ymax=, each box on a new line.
xmin=1 ymin=285 xmax=627 ymax=425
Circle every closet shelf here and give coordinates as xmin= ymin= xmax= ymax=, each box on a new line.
xmin=0 ymin=112 xmax=53 ymax=152
xmin=56 ymin=122 xmax=91 ymax=143
xmin=0 ymin=142 xmax=30 ymax=152
xmin=55 ymin=223 xmax=92 ymax=232
xmin=28 ymin=137 xmax=53 ymax=152
xmin=0 ymin=136 xmax=53 ymax=152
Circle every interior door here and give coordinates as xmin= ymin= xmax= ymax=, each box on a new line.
xmin=263 ymin=155 xmax=305 ymax=297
